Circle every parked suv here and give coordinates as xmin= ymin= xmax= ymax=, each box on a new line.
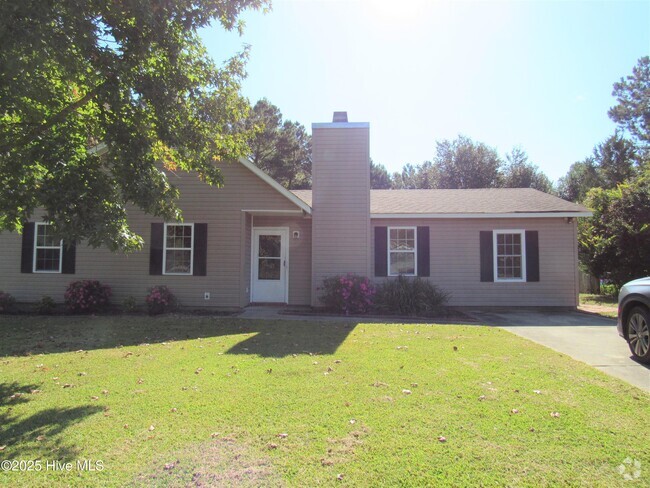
xmin=618 ymin=277 xmax=650 ymax=364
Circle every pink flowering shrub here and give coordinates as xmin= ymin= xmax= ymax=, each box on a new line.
xmin=145 ymin=285 xmax=177 ymax=315
xmin=319 ymin=274 xmax=375 ymax=314
xmin=64 ymin=280 xmax=112 ymax=314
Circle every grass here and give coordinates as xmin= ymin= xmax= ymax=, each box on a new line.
xmin=0 ymin=315 xmax=648 ymax=487
xmin=579 ymin=294 xmax=618 ymax=318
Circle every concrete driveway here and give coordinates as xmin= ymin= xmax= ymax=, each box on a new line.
xmin=469 ymin=310 xmax=650 ymax=392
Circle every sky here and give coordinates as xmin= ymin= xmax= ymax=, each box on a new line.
xmin=200 ymin=0 xmax=650 ymax=183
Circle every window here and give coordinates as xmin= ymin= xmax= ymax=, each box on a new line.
xmin=33 ymin=223 xmax=63 ymax=273
xmin=388 ymin=227 xmax=417 ymax=276
xmin=163 ymin=224 xmax=194 ymax=275
xmin=493 ymin=230 xmax=526 ymax=282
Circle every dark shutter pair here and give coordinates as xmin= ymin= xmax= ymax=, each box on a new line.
xmin=480 ymin=230 xmax=539 ymax=282
xmin=20 ymin=222 xmax=76 ymax=274
xmin=374 ymin=226 xmax=430 ymax=277
xmin=149 ymin=223 xmax=208 ymax=276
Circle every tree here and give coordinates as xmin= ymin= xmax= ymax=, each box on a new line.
xmin=501 ymin=147 xmax=553 ymax=193
xmin=433 ymin=136 xmax=501 ymax=189
xmin=0 ymin=0 xmax=267 ymax=251
xmin=370 ymin=160 xmax=392 ymax=189
xmin=579 ymin=173 xmax=650 ymax=285
xmin=245 ymin=99 xmax=311 ymax=189
xmin=609 ymin=56 xmax=650 ymax=149
xmin=557 ymin=133 xmax=637 ymax=202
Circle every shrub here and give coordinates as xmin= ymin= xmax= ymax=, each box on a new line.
xmin=35 ymin=295 xmax=56 ymax=315
xmin=145 ymin=285 xmax=177 ymax=315
xmin=374 ymin=276 xmax=449 ymax=317
xmin=319 ymin=274 xmax=375 ymax=315
xmin=122 ymin=296 xmax=138 ymax=313
xmin=0 ymin=291 xmax=16 ymax=313
xmin=64 ymin=280 xmax=112 ymax=314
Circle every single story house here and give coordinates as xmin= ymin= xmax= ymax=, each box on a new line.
xmin=0 ymin=113 xmax=591 ymax=309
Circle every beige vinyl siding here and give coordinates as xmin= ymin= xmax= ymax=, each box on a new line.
xmin=0 ymin=162 xmax=303 ymax=308
xmin=372 ymin=218 xmax=579 ymax=307
xmin=311 ymin=126 xmax=371 ymax=305
xmin=252 ymin=216 xmax=312 ymax=305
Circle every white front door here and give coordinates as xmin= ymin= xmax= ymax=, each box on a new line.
xmin=251 ymin=228 xmax=288 ymax=303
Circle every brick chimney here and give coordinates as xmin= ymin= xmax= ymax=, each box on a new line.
xmin=311 ymin=112 xmax=371 ymax=306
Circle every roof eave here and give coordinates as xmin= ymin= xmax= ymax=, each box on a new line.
xmin=371 ymin=211 xmax=593 ymax=219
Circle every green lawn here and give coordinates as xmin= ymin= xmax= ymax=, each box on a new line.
xmin=0 ymin=315 xmax=648 ymax=487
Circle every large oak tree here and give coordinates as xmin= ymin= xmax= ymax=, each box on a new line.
xmin=0 ymin=0 xmax=267 ymax=251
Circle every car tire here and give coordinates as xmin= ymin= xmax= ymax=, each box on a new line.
xmin=626 ymin=306 xmax=650 ymax=364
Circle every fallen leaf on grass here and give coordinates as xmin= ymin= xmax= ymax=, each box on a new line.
xmin=36 ymin=435 xmax=46 ymax=441
xmin=195 ymin=368 xmax=203 ymax=374
xmin=550 ymin=412 xmax=561 ymax=418
xmin=478 ymin=395 xmax=486 ymax=401
xmin=62 ymin=384 xmax=74 ymax=388
xmin=511 ymin=409 xmax=519 ymax=414
xmin=438 ymin=436 xmax=447 ymax=442
xmin=277 ymin=433 xmax=288 ymax=439
xmin=321 ymin=458 xmax=334 ymax=466
xmin=101 ymin=390 xmax=109 ymax=395
xmin=210 ymin=432 xmax=220 ymax=438
xmin=124 ymin=424 xmax=129 ymax=429
xmin=402 ymin=389 xmax=412 ymax=395
xmin=371 ymin=381 xmax=388 ymax=388
xmin=266 ymin=369 xmax=272 ymax=374
xmin=529 ymin=428 xmax=536 ymax=432
xmin=90 ymin=396 xmax=99 ymax=401
xmin=337 ymin=474 xmax=344 ymax=480
xmin=137 ymin=378 xmax=144 ymax=384
xmin=349 ymin=419 xmax=356 ymax=424
xmin=52 ymin=377 xmax=59 ymax=381
xmin=533 ymin=390 xmax=541 ymax=394
xmin=8 ymin=393 xmax=23 ymax=400
xmin=163 ymin=462 xmax=175 ymax=470
xmin=334 ymin=360 xmax=342 ymax=364
xmin=30 ymin=389 xmax=42 ymax=394
xmin=453 ymin=346 xmax=458 ymax=351
xmin=0 ymin=446 xmax=5 ymax=451
xmin=411 ymin=383 xmax=418 ymax=388
xmin=170 ymin=408 xmax=177 ymax=413
xmin=78 ymin=372 xmax=87 ymax=376
xmin=268 ymin=443 xmax=278 ymax=450
xmin=123 ymin=352 xmax=133 ymax=358
xmin=148 ymin=425 xmax=155 ymax=431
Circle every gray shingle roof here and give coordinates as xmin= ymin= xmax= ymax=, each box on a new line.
xmin=290 ymin=188 xmax=590 ymax=215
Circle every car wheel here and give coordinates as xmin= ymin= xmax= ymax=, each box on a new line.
xmin=626 ymin=306 xmax=650 ymax=364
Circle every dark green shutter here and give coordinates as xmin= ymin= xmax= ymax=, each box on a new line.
xmin=480 ymin=231 xmax=494 ymax=282
xmin=525 ymin=231 xmax=539 ymax=282
xmin=375 ymin=227 xmax=388 ymax=277
xmin=61 ymin=241 xmax=76 ymax=274
xmin=21 ymin=222 xmax=35 ymax=273
xmin=149 ymin=223 xmax=164 ymax=275
xmin=193 ymin=224 xmax=207 ymax=276
xmin=416 ymin=226 xmax=430 ymax=277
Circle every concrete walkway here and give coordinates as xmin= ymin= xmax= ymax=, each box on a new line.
xmin=469 ymin=310 xmax=650 ymax=392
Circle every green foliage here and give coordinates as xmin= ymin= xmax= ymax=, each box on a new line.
xmin=35 ymin=296 xmax=56 ymax=315
xmin=599 ymin=283 xmax=619 ymax=299
xmin=578 ymin=175 xmax=650 ymax=285
xmin=370 ymin=160 xmax=392 ymax=189
xmin=609 ymin=56 xmax=650 ymax=148
xmin=319 ymin=274 xmax=375 ymax=314
xmin=0 ymin=291 xmax=16 ymax=313
xmin=374 ymin=276 xmax=449 ymax=316
xmin=0 ymin=0 xmax=267 ymax=251
xmin=245 ymin=99 xmax=311 ymax=189
xmin=501 ymin=147 xmax=553 ymax=193
xmin=434 ymin=136 xmax=501 ymax=189
xmin=64 ymin=280 xmax=112 ymax=313
xmin=122 ymin=296 xmax=138 ymax=313
xmin=558 ymin=133 xmax=638 ymax=202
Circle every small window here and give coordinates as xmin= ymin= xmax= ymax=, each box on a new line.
xmin=494 ymin=230 xmax=526 ymax=282
xmin=33 ymin=223 xmax=63 ymax=273
xmin=163 ymin=224 xmax=194 ymax=275
xmin=388 ymin=227 xmax=417 ymax=276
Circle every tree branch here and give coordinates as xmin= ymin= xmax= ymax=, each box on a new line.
xmin=2 ymin=82 xmax=105 ymax=154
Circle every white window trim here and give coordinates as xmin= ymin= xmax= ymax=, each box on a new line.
xmin=493 ymin=229 xmax=526 ymax=283
xmin=33 ymin=222 xmax=63 ymax=273
xmin=163 ymin=223 xmax=194 ymax=276
xmin=387 ymin=226 xmax=418 ymax=277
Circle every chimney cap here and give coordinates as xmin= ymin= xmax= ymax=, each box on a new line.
xmin=332 ymin=111 xmax=348 ymax=123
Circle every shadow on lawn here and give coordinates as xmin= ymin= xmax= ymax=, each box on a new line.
xmin=0 ymin=315 xmax=358 ymax=359
xmin=0 ymin=382 xmax=103 ymax=460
